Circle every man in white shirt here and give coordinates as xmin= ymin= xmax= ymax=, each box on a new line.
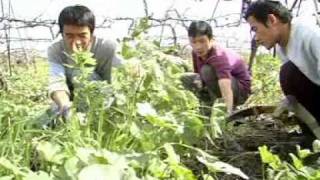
xmin=48 ymin=5 xmax=122 ymax=116
xmin=245 ymin=0 xmax=320 ymax=140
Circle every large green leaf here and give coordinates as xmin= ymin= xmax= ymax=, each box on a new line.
xmin=137 ymin=102 xmax=157 ymax=117
xmin=164 ymin=143 xmax=180 ymax=164
xmin=78 ymin=164 xmax=122 ymax=180
xmin=164 ymin=144 xmax=196 ymax=180
xmin=76 ymin=148 xmax=98 ymax=165
xmin=23 ymin=171 xmax=53 ymax=180
xmin=289 ymin=153 xmax=303 ymax=170
xmin=0 ymin=157 xmax=25 ymax=176
xmin=129 ymin=122 xmax=143 ymax=139
xmin=64 ymin=157 xmax=83 ymax=179
xmin=197 ymin=156 xmax=249 ymax=180
xmin=0 ymin=176 xmax=14 ymax=180
xmin=259 ymin=145 xmax=282 ymax=170
xmin=36 ymin=141 xmax=65 ymax=164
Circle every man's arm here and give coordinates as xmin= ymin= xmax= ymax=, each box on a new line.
xmin=218 ymin=78 xmax=234 ymax=114
xmin=208 ymin=50 xmax=233 ymax=114
xmin=309 ymin=31 xmax=320 ymax=78
xmin=48 ymin=45 xmax=71 ymax=112
xmin=48 ymin=61 xmax=71 ymax=113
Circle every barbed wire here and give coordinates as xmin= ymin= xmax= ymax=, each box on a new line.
xmin=0 ymin=0 xmax=318 ymax=74
xmin=0 ymin=0 xmax=317 ymax=44
xmin=0 ymin=12 xmax=242 ymax=43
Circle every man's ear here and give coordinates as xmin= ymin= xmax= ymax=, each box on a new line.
xmin=209 ymin=36 xmax=215 ymax=43
xmin=267 ymin=14 xmax=278 ymax=26
xmin=209 ymin=38 xmax=215 ymax=48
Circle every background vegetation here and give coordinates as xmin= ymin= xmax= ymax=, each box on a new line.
xmin=0 ymin=26 xmax=319 ymax=180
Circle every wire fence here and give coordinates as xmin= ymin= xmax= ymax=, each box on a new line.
xmin=0 ymin=0 xmax=319 ymax=74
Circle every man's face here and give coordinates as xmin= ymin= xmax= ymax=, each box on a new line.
xmin=247 ymin=15 xmax=278 ymax=50
xmin=189 ymin=35 xmax=213 ymax=58
xmin=62 ymin=25 xmax=92 ymax=53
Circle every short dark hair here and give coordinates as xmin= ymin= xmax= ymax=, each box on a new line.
xmin=244 ymin=0 xmax=292 ymax=26
xmin=188 ymin=21 xmax=213 ymax=39
xmin=58 ymin=5 xmax=95 ymax=33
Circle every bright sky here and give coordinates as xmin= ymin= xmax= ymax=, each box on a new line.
xmin=1 ymin=0 xmax=319 ymax=54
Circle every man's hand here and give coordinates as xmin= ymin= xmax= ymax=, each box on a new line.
xmin=272 ymin=95 xmax=297 ymax=118
xmin=272 ymin=98 xmax=290 ymax=118
xmin=51 ymin=90 xmax=72 ymax=115
xmin=274 ymin=95 xmax=320 ymax=139
xmin=193 ymin=75 xmax=203 ymax=89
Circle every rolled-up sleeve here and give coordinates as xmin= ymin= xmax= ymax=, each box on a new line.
xmin=310 ymin=33 xmax=320 ymax=80
xmin=47 ymin=46 xmax=69 ymax=96
xmin=108 ymin=40 xmax=124 ymax=67
xmin=112 ymin=54 xmax=124 ymax=67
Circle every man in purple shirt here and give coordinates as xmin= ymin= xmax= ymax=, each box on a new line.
xmin=181 ymin=21 xmax=251 ymax=115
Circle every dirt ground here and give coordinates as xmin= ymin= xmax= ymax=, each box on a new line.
xmin=186 ymin=113 xmax=310 ymax=180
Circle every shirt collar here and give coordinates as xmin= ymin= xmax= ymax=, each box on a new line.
xmin=197 ymin=46 xmax=216 ymax=61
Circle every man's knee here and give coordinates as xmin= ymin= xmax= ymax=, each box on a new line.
xmin=280 ymin=62 xmax=320 ymax=121
xmin=180 ymin=73 xmax=201 ymax=90
xmin=200 ymin=65 xmax=218 ymax=85
xmin=279 ymin=61 xmax=303 ymax=95
xmin=232 ymin=79 xmax=249 ymax=106
xmin=200 ymin=65 xmax=217 ymax=78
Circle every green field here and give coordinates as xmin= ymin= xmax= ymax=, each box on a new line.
xmin=0 ymin=37 xmax=319 ymax=180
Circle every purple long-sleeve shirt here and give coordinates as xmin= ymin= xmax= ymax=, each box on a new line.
xmin=192 ymin=45 xmax=251 ymax=93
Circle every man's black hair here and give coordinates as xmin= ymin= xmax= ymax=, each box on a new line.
xmin=58 ymin=5 xmax=95 ymax=33
xmin=245 ymin=0 xmax=292 ymax=26
xmin=188 ymin=21 xmax=213 ymax=39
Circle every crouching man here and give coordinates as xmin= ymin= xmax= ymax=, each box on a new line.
xmin=47 ymin=5 xmax=122 ymax=122
xmin=181 ymin=21 xmax=251 ymax=115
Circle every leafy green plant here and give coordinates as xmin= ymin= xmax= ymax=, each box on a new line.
xmin=259 ymin=145 xmax=320 ymax=180
xmin=1 ymin=33 xmax=293 ymax=179
xmin=246 ymin=54 xmax=282 ymax=105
